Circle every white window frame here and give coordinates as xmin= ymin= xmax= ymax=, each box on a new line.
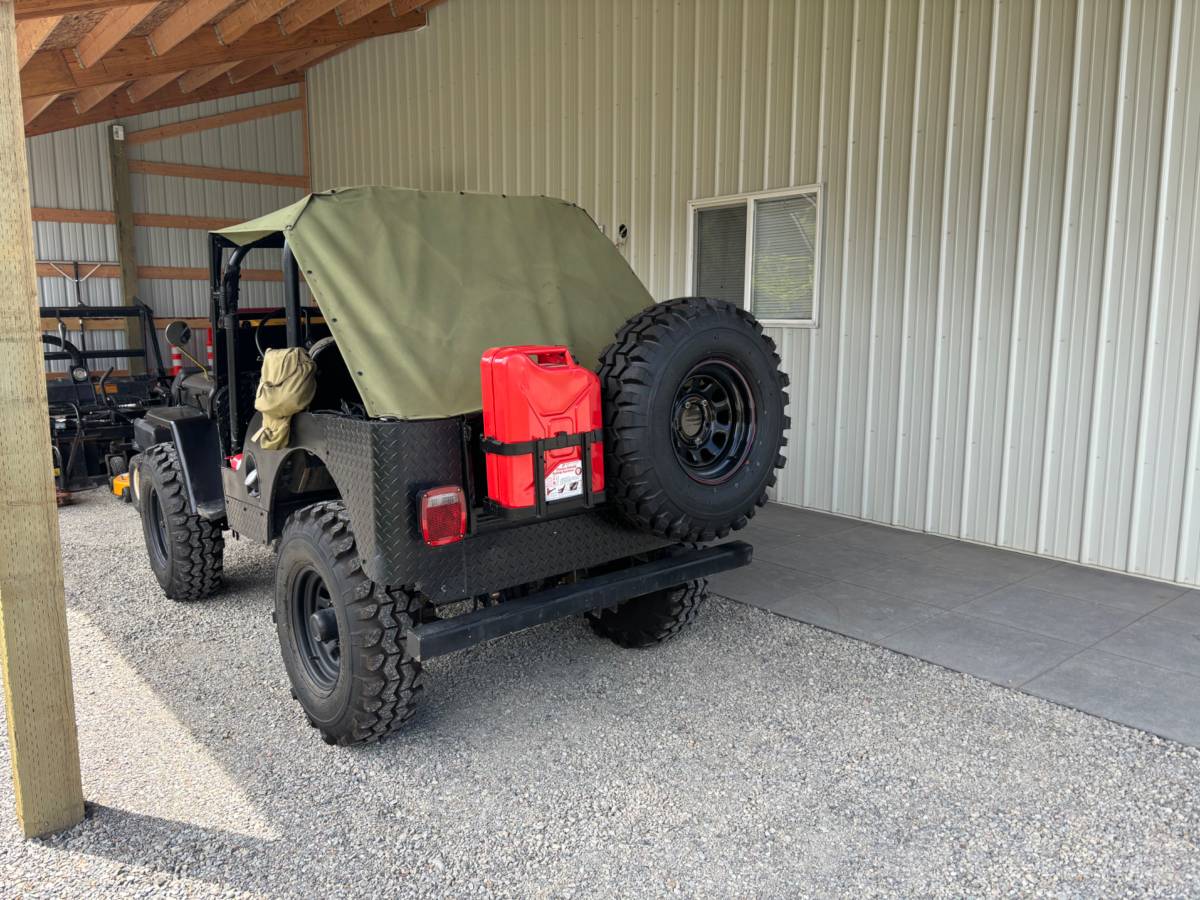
xmin=686 ymin=184 xmax=823 ymax=328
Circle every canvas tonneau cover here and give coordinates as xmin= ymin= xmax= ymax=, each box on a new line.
xmin=215 ymin=187 xmax=652 ymax=420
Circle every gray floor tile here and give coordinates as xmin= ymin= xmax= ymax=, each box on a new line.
xmin=1026 ymin=650 xmax=1200 ymax=747
xmin=1022 ymin=563 xmax=1185 ymax=613
xmin=833 ymin=522 xmax=951 ymax=557
xmin=881 ymin=613 xmax=1081 ymax=688
xmin=1094 ymin=617 xmax=1200 ymax=678
xmin=749 ymin=503 xmax=860 ymax=539
xmin=957 ymin=584 xmax=1142 ymax=646
xmin=753 ymin=535 xmax=897 ymax=580
xmin=708 ymin=558 xmax=830 ymax=608
xmin=1154 ymin=590 xmax=1200 ymax=628
xmin=756 ymin=579 xmax=942 ymax=642
xmin=840 ymin=555 xmax=1014 ymax=609
xmin=915 ymin=542 xmax=1060 ymax=582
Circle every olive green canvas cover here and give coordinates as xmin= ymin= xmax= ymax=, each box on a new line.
xmin=216 ymin=187 xmax=652 ymax=419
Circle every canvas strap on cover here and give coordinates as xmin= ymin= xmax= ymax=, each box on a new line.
xmin=252 ymin=348 xmax=316 ymax=450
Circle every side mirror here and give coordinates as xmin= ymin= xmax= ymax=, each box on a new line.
xmin=164 ymin=320 xmax=192 ymax=348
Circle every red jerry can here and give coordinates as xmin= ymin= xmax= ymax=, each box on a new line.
xmin=480 ymin=346 xmax=605 ymax=513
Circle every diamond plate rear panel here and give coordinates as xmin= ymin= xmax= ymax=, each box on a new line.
xmin=316 ymin=414 xmax=672 ymax=599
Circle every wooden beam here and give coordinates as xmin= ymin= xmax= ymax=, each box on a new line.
xmin=133 ymin=212 xmax=239 ymax=230
xmin=337 ymin=0 xmax=390 ymax=26
xmin=35 ymin=261 xmax=120 ymax=278
xmin=15 ymin=13 xmax=58 ymax=68
xmin=22 ymin=7 xmax=427 ymax=96
xmin=128 ymin=158 xmax=308 ymax=188
xmin=25 ymin=66 xmax=303 ymax=136
xmin=0 ymin=0 xmax=85 ymax=840
xmin=32 ymin=208 xmax=241 ymax=230
xmin=15 ymin=0 xmax=127 ymax=19
xmin=280 ymin=0 xmax=341 ymax=34
xmin=108 ymin=124 xmax=142 ymax=372
xmin=124 ymin=70 xmax=179 ymax=104
xmin=271 ymin=43 xmax=342 ymax=75
xmin=21 ymin=90 xmax=55 ymax=124
xmin=70 ymin=79 xmax=119 ymax=113
xmin=125 ymin=95 xmax=302 ymax=143
xmin=176 ymin=61 xmax=236 ymax=93
xmin=73 ymin=2 xmax=156 ymax=69
xmin=35 ymin=263 xmax=280 ymax=281
xmin=216 ymin=0 xmax=296 ymax=45
xmin=32 ymin=206 xmax=115 ymax=224
xmin=148 ymin=0 xmax=238 ymax=57
xmin=227 ymin=54 xmax=274 ymax=84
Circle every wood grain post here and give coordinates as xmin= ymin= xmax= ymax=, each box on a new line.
xmin=0 ymin=0 xmax=85 ymax=839
xmin=108 ymin=124 xmax=144 ymax=374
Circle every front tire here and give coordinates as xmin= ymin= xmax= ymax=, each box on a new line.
xmin=275 ymin=501 xmax=424 ymax=746
xmin=139 ymin=443 xmax=224 ymax=601
xmin=588 ymin=579 xmax=708 ymax=648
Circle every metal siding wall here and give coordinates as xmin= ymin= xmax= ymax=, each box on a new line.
xmin=24 ymin=85 xmax=306 ymax=366
xmin=308 ymin=0 xmax=1200 ymax=587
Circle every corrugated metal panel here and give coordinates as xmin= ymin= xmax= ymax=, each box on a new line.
xmin=308 ymin=0 xmax=1200 ymax=586
xmin=24 ymin=85 xmax=306 ymax=367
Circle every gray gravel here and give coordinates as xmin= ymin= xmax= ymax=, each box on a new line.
xmin=2 ymin=490 xmax=1200 ymax=897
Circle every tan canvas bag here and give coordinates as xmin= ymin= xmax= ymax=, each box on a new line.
xmin=252 ymin=347 xmax=317 ymax=450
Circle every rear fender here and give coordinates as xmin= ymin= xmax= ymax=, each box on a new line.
xmin=140 ymin=407 xmax=225 ymax=520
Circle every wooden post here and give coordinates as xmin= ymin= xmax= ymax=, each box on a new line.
xmin=108 ymin=124 xmax=144 ymax=374
xmin=0 ymin=0 xmax=85 ymax=839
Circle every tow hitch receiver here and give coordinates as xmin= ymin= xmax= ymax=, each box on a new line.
xmin=407 ymin=541 xmax=753 ymax=660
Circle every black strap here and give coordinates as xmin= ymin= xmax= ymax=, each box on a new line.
xmin=481 ymin=428 xmax=603 ymax=456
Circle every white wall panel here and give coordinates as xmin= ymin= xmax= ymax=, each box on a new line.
xmin=24 ymin=85 xmax=306 ymax=365
xmin=308 ymin=0 xmax=1200 ymax=586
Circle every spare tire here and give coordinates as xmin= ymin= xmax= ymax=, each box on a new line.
xmin=599 ymin=297 xmax=789 ymax=542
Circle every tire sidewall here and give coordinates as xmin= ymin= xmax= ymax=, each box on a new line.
xmin=274 ymin=522 xmax=356 ymax=732
xmin=140 ymin=452 xmax=179 ymax=592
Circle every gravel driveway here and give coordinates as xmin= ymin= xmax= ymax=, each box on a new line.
xmin=2 ymin=492 xmax=1200 ymax=897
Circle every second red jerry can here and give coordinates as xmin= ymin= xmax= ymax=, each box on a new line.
xmin=481 ymin=345 xmax=605 ymax=513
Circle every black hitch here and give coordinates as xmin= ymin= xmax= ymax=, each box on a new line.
xmin=406 ymin=540 xmax=753 ymax=661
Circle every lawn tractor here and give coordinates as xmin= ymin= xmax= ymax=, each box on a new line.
xmin=43 ymin=302 xmax=170 ymax=503
xmin=129 ymin=187 xmax=788 ymax=746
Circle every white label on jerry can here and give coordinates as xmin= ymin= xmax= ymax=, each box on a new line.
xmin=545 ymin=460 xmax=584 ymax=500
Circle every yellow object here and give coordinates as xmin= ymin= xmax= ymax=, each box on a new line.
xmin=252 ymin=347 xmax=316 ymax=450
xmin=111 ymin=472 xmax=130 ymax=499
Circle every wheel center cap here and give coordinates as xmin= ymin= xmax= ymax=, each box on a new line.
xmin=309 ymin=608 xmax=338 ymax=643
xmin=677 ymin=396 xmax=711 ymax=444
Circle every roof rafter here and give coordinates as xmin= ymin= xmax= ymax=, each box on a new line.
xmin=23 ymin=6 xmax=426 ymax=97
xmin=16 ymin=15 xmax=62 ymax=68
xmin=73 ymin=1 xmax=157 ymax=68
xmin=148 ymin=0 xmax=240 ymax=56
xmin=71 ymin=80 xmax=122 ymax=112
xmin=280 ymin=0 xmax=341 ymax=34
xmin=215 ymin=0 xmax=296 ymax=45
xmin=14 ymin=0 xmax=129 ymax=19
xmin=337 ymin=0 xmax=390 ymax=26
xmin=177 ymin=61 xmax=238 ymax=93
xmin=124 ymin=70 xmax=181 ymax=104
xmin=25 ymin=67 xmax=304 ymax=136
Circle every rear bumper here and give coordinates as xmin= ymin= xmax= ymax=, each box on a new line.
xmin=406 ymin=540 xmax=753 ymax=660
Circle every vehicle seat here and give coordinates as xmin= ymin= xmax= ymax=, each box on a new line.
xmin=308 ymin=336 xmax=363 ymax=412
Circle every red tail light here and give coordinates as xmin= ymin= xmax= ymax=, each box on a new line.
xmin=419 ymin=486 xmax=467 ymax=546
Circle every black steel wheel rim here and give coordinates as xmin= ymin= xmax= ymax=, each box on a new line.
xmin=291 ymin=566 xmax=341 ymax=693
xmin=670 ymin=358 xmax=756 ymax=485
xmin=148 ymin=488 xmax=170 ymax=566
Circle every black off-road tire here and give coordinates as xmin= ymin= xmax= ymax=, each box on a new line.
xmin=588 ymin=579 xmax=708 ymax=648
xmin=139 ymin=442 xmax=224 ymax=601
xmin=274 ymin=501 xmax=424 ymax=746
xmin=599 ymin=297 xmax=789 ymax=542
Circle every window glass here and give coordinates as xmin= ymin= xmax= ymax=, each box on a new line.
xmin=751 ymin=194 xmax=817 ymax=320
xmin=694 ymin=205 xmax=747 ymax=306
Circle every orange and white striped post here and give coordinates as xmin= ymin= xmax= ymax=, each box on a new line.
xmin=205 ymin=329 xmax=214 ymax=369
xmin=169 ymin=344 xmax=182 ymax=376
